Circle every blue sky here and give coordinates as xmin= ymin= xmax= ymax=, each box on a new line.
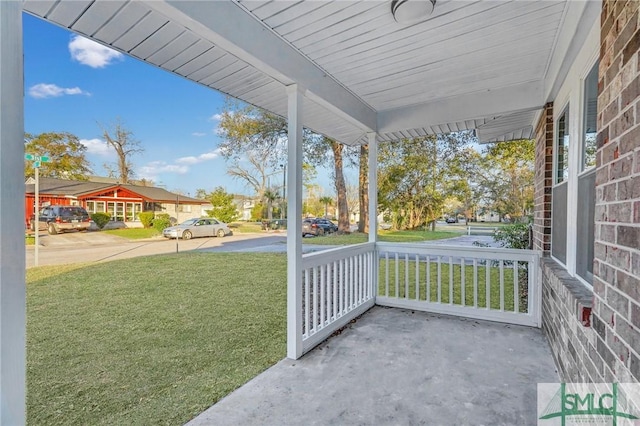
xmin=23 ymin=13 xmax=338 ymax=197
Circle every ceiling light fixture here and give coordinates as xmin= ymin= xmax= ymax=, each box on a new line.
xmin=391 ymin=0 xmax=436 ymax=24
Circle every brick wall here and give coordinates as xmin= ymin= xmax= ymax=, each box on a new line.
xmin=538 ymin=0 xmax=640 ymax=383
xmin=591 ymin=0 xmax=640 ymax=383
xmin=533 ymin=103 xmax=553 ymax=255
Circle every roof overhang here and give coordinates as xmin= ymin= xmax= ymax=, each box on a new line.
xmin=22 ymin=0 xmax=600 ymax=144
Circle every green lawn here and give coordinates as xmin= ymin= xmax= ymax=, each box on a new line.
xmin=27 ymin=253 xmax=287 ymax=425
xmin=103 ymin=228 xmax=160 ymax=239
xmin=304 ymin=229 xmax=462 ymax=245
xmin=228 ymin=222 xmax=264 ymax=233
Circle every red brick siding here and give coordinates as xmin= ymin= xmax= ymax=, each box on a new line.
xmin=533 ymin=103 xmax=554 ymax=255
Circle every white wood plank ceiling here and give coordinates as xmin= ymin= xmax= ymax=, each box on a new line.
xmin=23 ymin=0 xmax=599 ymax=144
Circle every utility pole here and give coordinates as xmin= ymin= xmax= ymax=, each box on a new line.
xmin=25 ymin=154 xmax=50 ymax=267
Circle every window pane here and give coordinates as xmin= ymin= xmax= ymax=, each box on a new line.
xmin=552 ymin=182 xmax=568 ymax=264
xmin=583 ymin=62 xmax=598 ymax=170
xmin=576 ymin=169 xmax=595 ymax=283
xmin=556 ymin=107 xmax=569 ymax=183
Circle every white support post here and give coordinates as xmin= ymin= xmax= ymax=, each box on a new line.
xmin=0 ymin=1 xmax=26 ymax=423
xmin=286 ymin=84 xmax=304 ymax=360
xmin=367 ymin=133 xmax=378 ymax=303
xmin=367 ymin=133 xmax=378 ymax=244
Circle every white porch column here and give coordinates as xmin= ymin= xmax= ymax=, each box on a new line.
xmin=286 ymin=84 xmax=303 ymax=359
xmin=0 ymin=1 xmax=26 ymax=424
xmin=367 ymin=133 xmax=378 ymax=243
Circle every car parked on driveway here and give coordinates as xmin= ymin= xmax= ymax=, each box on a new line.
xmin=302 ymin=218 xmax=338 ymax=236
xmin=162 ymin=217 xmax=232 ymax=239
xmin=30 ymin=205 xmax=92 ymax=235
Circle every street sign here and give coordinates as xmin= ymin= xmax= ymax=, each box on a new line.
xmin=25 ymin=154 xmax=49 ymax=167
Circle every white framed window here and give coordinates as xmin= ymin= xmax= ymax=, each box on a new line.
xmin=575 ymin=61 xmax=598 ymax=284
xmin=552 ymin=105 xmax=570 ymax=265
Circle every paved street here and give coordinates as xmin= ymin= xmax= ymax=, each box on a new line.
xmin=26 ymin=231 xmax=498 ymax=268
xmin=25 ymin=231 xmax=287 ymax=268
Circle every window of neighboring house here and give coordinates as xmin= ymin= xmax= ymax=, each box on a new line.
xmin=552 ymin=106 xmax=569 ymax=264
xmin=86 ymin=201 xmax=95 ymax=212
xmin=107 ymin=202 xmax=115 ymax=220
xmin=178 ymin=205 xmax=192 ymax=213
xmin=576 ymin=61 xmax=598 ymax=284
xmin=95 ymin=201 xmax=106 ymax=213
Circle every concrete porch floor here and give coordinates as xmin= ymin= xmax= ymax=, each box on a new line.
xmin=187 ymin=306 xmax=558 ymax=425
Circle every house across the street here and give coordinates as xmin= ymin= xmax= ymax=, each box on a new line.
xmin=24 ymin=177 xmax=209 ymax=228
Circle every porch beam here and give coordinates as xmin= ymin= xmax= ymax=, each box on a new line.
xmin=161 ymin=1 xmax=377 ymax=133
xmin=286 ymin=84 xmax=304 ymax=360
xmin=377 ymin=81 xmax=544 ymax=134
xmin=0 ymin=1 xmax=26 ymax=423
xmin=367 ymin=133 xmax=378 ymax=244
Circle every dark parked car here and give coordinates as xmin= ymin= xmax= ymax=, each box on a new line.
xmin=30 ymin=205 xmax=92 ymax=234
xmin=302 ymin=218 xmax=338 ymax=236
xmin=446 ymin=217 xmax=458 ymax=224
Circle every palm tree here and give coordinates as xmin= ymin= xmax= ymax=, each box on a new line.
xmin=319 ymin=196 xmax=334 ymax=218
xmin=264 ymin=190 xmax=278 ymax=220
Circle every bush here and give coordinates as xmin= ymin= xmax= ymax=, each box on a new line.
xmin=493 ymin=222 xmax=531 ymax=249
xmin=91 ymin=212 xmax=111 ymax=230
xmin=138 ymin=211 xmax=155 ymax=228
xmin=152 ymin=213 xmax=172 ymax=233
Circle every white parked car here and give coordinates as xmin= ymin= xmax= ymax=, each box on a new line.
xmin=162 ymin=218 xmax=232 ymax=239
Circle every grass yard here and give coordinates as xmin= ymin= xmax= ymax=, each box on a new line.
xmin=103 ymin=228 xmax=160 ymax=239
xmin=305 ymin=229 xmax=462 ymax=245
xmin=27 ymin=253 xmax=287 ymax=425
xmin=228 ymin=222 xmax=264 ymax=233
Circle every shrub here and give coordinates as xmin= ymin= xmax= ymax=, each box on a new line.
xmin=493 ymin=222 xmax=531 ymax=249
xmin=91 ymin=212 xmax=111 ymax=230
xmin=152 ymin=213 xmax=172 ymax=233
xmin=138 ymin=211 xmax=155 ymax=228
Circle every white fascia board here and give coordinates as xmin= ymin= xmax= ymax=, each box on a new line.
xmin=157 ymin=0 xmax=377 ymax=133
xmin=543 ymin=0 xmax=601 ymax=102
xmin=377 ymin=81 xmax=545 ymax=134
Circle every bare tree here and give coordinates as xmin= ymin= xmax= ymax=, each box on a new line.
xmin=100 ymin=119 xmax=143 ymax=184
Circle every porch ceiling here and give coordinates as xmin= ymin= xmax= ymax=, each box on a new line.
xmin=23 ymin=0 xmax=599 ymax=144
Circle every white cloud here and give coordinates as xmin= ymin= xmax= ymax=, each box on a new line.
xmin=191 ymin=132 xmax=207 ymax=137
xmin=138 ymin=161 xmax=189 ymax=180
xmin=79 ymin=138 xmax=112 ymax=156
xmin=209 ymin=113 xmax=224 ymax=122
xmin=176 ymin=149 xmax=221 ymax=165
xmin=28 ymin=83 xmax=89 ymax=99
xmin=69 ymin=35 xmax=123 ymax=68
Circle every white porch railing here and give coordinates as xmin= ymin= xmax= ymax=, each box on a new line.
xmin=300 ymin=243 xmax=376 ymax=353
xmin=376 ymin=243 xmax=541 ymax=327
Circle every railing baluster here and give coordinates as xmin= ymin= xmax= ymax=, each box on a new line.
xmin=313 ymin=267 xmax=318 ymax=332
xmin=395 ymin=253 xmax=399 ymax=298
xmin=499 ymin=260 xmax=504 ymax=311
xmin=513 ymin=261 xmax=519 ymax=314
xmin=333 ymin=260 xmax=338 ymax=320
xmin=305 ymin=268 xmax=310 ymax=336
xmin=350 ymin=255 xmax=354 ymax=310
xmin=404 ymin=254 xmax=409 ymax=299
xmin=426 ymin=255 xmax=430 ymax=302
xmin=485 ymin=260 xmax=491 ymax=310
xmin=461 ymin=258 xmax=465 ymax=306
xmin=473 ymin=259 xmax=478 ymax=308
xmin=437 ymin=256 xmax=442 ymax=303
xmin=385 ymin=253 xmax=389 ymax=297
xmin=415 ymin=254 xmax=420 ymax=301
xmin=448 ymin=256 xmax=453 ymax=305
xmin=320 ymin=264 xmax=326 ymax=327
xmin=339 ymin=259 xmax=344 ymax=315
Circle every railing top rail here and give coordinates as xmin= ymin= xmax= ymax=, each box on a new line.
xmin=376 ymin=242 xmax=540 ymax=262
xmin=302 ymin=242 xmax=376 ymax=268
